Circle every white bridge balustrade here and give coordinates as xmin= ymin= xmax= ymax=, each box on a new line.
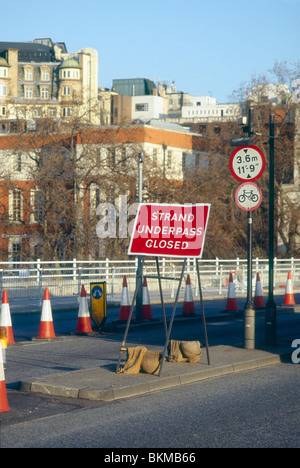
xmin=0 ymin=257 xmax=299 ymax=305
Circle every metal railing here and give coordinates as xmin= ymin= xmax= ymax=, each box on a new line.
xmin=0 ymin=257 xmax=299 ymax=304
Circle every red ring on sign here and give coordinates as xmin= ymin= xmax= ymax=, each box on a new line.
xmin=229 ymin=145 xmax=266 ymax=182
xmin=235 ymin=182 xmax=263 ymax=211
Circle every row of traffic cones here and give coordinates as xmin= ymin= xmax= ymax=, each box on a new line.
xmin=118 ymin=276 xmax=155 ymax=321
xmin=0 ymin=285 xmax=93 ymax=344
xmin=0 ymin=285 xmax=93 ymax=413
xmin=118 ymin=274 xmax=196 ymax=321
xmin=119 ymin=270 xmax=298 ymax=321
xmin=224 ymin=270 xmax=297 ymax=311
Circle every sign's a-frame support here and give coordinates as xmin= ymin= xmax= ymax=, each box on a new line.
xmin=116 ymin=257 xmax=210 ymax=376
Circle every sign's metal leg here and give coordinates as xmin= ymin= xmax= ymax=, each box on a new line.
xmin=156 ymin=257 xmax=168 ymax=339
xmin=116 ymin=258 xmax=145 ymax=371
xmin=196 ymin=259 xmax=210 ymax=365
xmin=159 ymin=259 xmax=187 ymax=376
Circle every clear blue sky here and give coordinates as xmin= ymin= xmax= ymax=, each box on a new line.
xmin=2 ymin=0 xmax=300 ymax=103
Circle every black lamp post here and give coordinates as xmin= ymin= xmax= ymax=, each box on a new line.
xmin=265 ymin=113 xmax=277 ymax=345
xmin=243 ymin=107 xmax=256 ymax=350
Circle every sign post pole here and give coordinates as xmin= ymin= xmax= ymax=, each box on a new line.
xmin=265 ymin=113 xmax=277 ymax=345
xmin=244 ymin=109 xmax=255 ymax=350
xmin=229 ymin=137 xmax=266 ymax=350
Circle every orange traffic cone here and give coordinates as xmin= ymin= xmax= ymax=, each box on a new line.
xmin=142 ymin=277 xmax=153 ymax=319
xmin=76 ymin=285 xmax=93 ymax=333
xmin=0 ymin=341 xmax=10 ymax=413
xmin=37 ymin=288 xmax=56 ymax=339
xmin=283 ymin=271 xmax=296 ymax=306
xmin=118 ymin=276 xmax=131 ymax=321
xmin=224 ymin=271 xmax=238 ymax=311
xmin=254 ymin=273 xmax=265 ymax=309
xmin=0 ymin=290 xmax=15 ymax=344
xmin=182 ymin=274 xmax=195 ymax=315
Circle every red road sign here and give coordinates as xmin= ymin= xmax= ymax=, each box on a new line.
xmin=128 ymin=203 xmax=210 ymax=258
xmin=235 ymin=182 xmax=263 ymax=211
xmin=229 ymin=145 xmax=266 ymax=182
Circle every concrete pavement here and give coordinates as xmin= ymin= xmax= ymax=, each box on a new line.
xmin=8 ymin=292 xmax=300 ymax=403
xmin=19 ymin=339 xmax=293 ymax=403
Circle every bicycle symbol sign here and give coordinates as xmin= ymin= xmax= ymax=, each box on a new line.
xmin=229 ymin=145 xmax=265 ymax=182
xmin=235 ymin=182 xmax=262 ymax=211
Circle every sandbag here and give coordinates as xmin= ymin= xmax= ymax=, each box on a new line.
xmin=116 ymin=346 xmax=147 ymax=374
xmin=180 ymin=340 xmax=201 ymax=363
xmin=141 ymin=350 xmax=162 ymax=375
xmin=167 ymin=340 xmax=188 ymax=363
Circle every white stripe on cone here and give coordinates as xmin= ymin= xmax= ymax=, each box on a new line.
xmin=38 ymin=288 xmax=56 ymax=339
xmin=283 ymin=271 xmax=296 ymax=305
xmin=142 ymin=278 xmax=152 ymax=319
xmin=76 ymin=285 xmax=92 ymax=333
xmin=254 ymin=273 xmax=264 ymax=308
xmin=183 ymin=274 xmax=195 ymax=314
xmin=119 ymin=276 xmax=131 ymax=320
xmin=0 ymin=290 xmax=15 ymax=344
xmin=225 ymin=271 xmax=238 ymax=311
xmin=0 ymin=341 xmax=10 ymax=412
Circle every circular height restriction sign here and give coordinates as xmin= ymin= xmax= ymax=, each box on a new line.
xmin=229 ymin=145 xmax=266 ymax=182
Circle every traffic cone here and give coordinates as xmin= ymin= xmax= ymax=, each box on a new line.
xmin=37 ymin=288 xmax=56 ymax=339
xmin=142 ymin=277 xmax=153 ymax=319
xmin=182 ymin=274 xmax=195 ymax=315
xmin=0 ymin=290 xmax=15 ymax=344
xmin=224 ymin=271 xmax=238 ymax=311
xmin=0 ymin=341 xmax=10 ymax=413
xmin=118 ymin=276 xmax=131 ymax=321
xmin=254 ymin=273 xmax=265 ymax=309
xmin=76 ymin=285 xmax=93 ymax=333
xmin=283 ymin=271 xmax=296 ymax=306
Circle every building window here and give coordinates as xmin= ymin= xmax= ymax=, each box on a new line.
xmin=24 ymin=86 xmax=33 ymax=99
xmin=153 ymin=149 xmax=157 ymax=165
xmin=0 ymin=85 xmax=7 ymax=97
xmin=24 ymin=67 xmax=33 ymax=81
xmin=60 ymin=69 xmax=80 ymax=79
xmin=167 ymin=150 xmax=172 ymax=170
xmin=14 ymin=153 xmax=22 ymax=172
xmin=63 ymin=86 xmax=72 ymax=96
xmin=40 ymin=87 xmax=49 ymax=100
xmin=11 ymin=242 xmax=22 ymax=265
xmin=135 ymin=103 xmax=148 ymax=112
xmin=182 ymin=153 xmax=186 ymax=172
xmin=33 ymin=107 xmax=41 ymax=117
xmin=40 ymin=67 xmax=50 ymax=81
xmin=31 ymin=190 xmax=45 ymax=223
xmin=0 ymin=68 xmax=8 ymax=78
xmin=0 ymin=106 xmax=6 ymax=116
xmin=62 ymin=107 xmax=71 ymax=117
xmin=9 ymin=188 xmax=22 ymax=222
xmin=48 ymin=107 xmax=56 ymax=117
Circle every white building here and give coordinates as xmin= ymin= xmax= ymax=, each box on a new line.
xmin=131 ymin=95 xmax=167 ymax=120
xmin=181 ymin=96 xmax=241 ymax=122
